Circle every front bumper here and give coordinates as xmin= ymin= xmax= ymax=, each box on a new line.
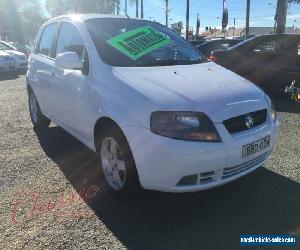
xmin=123 ymin=115 xmax=279 ymax=193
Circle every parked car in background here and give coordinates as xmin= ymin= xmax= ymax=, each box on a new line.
xmin=195 ymin=39 xmax=242 ymax=57
xmin=0 ymin=51 xmax=18 ymax=77
xmin=27 ymin=15 xmax=279 ymax=194
xmin=0 ymin=41 xmax=29 ymax=73
xmin=189 ymin=40 xmax=207 ymax=47
xmin=8 ymin=42 xmax=32 ymax=56
xmin=210 ymin=34 xmax=300 ymax=92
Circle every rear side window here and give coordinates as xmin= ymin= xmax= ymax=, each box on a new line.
xmin=213 ymin=43 xmax=230 ymax=51
xmin=37 ymin=23 xmax=58 ymax=58
xmin=56 ymin=22 xmax=85 ymax=60
xmin=253 ymin=40 xmax=276 ymax=53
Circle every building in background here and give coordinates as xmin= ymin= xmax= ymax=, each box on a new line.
xmin=203 ymin=26 xmax=300 ymax=39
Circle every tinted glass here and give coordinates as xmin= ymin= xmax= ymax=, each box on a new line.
xmin=253 ymin=40 xmax=276 ymax=53
xmin=210 ymin=40 xmax=241 ymax=51
xmin=37 ymin=23 xmax=57 ymax=58
xmin=254 ymin=37 xmax=299 ymax=55
xmin=190 ymin=40 xmax=206 ymax=47
xmin=85 ymin=18 xmax=206 ymax=67
xmin=56 ymin=22 xmax=85 ymax=60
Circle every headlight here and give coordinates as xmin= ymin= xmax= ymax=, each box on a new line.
xmin=150 ymin=111 xmax=221 ymax=142
xmin=265 ymin=94 xmax=277 ymax=121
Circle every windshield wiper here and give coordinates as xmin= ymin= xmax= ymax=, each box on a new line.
xmin=131 ymin=58 xmax=205 ymax=67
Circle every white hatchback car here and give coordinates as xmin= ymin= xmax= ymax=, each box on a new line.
xmin=27 ymin=15 xmax=279 ymax=193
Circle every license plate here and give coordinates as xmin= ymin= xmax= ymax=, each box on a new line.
xmin=242 ymin=136 xmax=271 ymax=157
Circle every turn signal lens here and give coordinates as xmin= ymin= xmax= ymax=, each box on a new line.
xmin=209 ymin=53 xmax=218 ymax=62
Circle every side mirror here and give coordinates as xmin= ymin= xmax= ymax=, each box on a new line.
xmin=55 ymin=52 xmax=83 ymax=70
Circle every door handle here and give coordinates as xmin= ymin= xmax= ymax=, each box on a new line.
xmin=50 ymin=71 xmax=56 ymax=77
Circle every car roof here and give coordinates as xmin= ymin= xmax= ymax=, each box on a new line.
xmin=255 ymin=33 xmax=300 ymax=38
xmin=44 ymin=14 xmax=139 ymax=26
xmin=205 ymin=39 xmax=241 ymax=42
xmin=198 ymin=39 xmax=241 ymax=47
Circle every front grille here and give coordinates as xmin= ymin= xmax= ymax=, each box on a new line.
xmin=222 ymin=151 xmax=271 ymax=180
xmin=223 ymin=109 xmax=267 ymax=134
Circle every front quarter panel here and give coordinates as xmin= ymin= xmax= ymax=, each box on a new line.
xmin=88 ymin=66 xmax=159 ymax=137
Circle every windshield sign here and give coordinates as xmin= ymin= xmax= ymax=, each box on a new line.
xmin=107 ymin=26 xmax=172 ymax=60
xmin=86 ymin=18 xmax=206 ymax=67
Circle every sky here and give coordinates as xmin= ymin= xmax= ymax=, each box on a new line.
xmin=120 ymin=0 xmax=300 ymax=32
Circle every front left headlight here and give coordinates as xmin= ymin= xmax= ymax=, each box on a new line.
xmin=265 ymin=94 xmax=277 ymax=122
xmin=150 ymin=111 xmax=221 ymax=142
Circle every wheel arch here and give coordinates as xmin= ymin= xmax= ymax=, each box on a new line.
xmin=93 ymin=116 xmax=124 ymax=152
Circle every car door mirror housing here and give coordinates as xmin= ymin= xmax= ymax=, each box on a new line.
xmin=55 ymin=52 xmax=83 ymax=70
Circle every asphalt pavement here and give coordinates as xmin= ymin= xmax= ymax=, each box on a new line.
xmin=0 ymin=76 xmax=299 ymax=250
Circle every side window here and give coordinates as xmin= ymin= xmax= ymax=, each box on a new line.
xmin=56 ymin=22 xmax=86 ymax=60
xmin=213 ymin=43 xmax=230 ymax=51
xmin=253 ymin=40 xmax=276 ymax=53
xmin=37 ymin=23 xmax=58 ymax=58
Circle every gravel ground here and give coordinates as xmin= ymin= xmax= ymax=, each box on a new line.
xmin=0 ymin=76 xmax=299 ymax=250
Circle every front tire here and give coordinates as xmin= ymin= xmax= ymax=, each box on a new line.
xmin=96 ymin=124 xmax=140 ymax=194
xmin=28 ymin=90 xmax=51 ymax=129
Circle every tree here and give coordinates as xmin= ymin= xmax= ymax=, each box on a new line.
xmin=0 ymin=0 xmax=46 ymax=43
xmin=2 ymin=0 xmax=24 ymax=42
xmin=46 ymin=0 xmax=118 ymax=17
xmin=275 ymin=0 xmax=300 ymax=33
xmin=17 ymin=0 xmax=46 ymax=41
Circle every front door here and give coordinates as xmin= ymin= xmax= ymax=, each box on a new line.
xmin=52 ymin=22 xmax=91 ymax=141
xmin=31 ymin=22 xmax=59 ymax=118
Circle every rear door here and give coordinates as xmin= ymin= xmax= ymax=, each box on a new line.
xmin=276 ymin=36 xmax=300 ymax=89
xmin=51 ymin=21 xmax=91 ymax=141
xmin=233 ymin=37 xmax=278 ymax=86
xmin=250 ymin=37 xmax=278 ymax=85
xmin=251 ymin=35 xmax=300 ymax=90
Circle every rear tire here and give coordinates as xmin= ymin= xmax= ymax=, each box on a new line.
xmin=96 ymin=124 xmax=141 ymax=194
xmin=28 ymin=90 xmax=51 ymax=129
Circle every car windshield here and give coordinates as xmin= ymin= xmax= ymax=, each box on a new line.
xmin=85 ymin=18 xmax=207 ymax=67
xmin=0 ymin=42 xmax=14 ymax=50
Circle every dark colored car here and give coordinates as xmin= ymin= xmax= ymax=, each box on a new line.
xmin=189 ymin=40 xmax=207 ymax=47
xmin=196 ymin=39 xmax=242 ymax=57
xmin=210 ymin=34 xmax=300 ymax=92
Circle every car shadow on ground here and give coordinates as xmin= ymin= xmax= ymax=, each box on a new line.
xmin=0 ymin=74 xmax=19 ymax=82
xmin=35 ymin=126 xmax=300 ymax=250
